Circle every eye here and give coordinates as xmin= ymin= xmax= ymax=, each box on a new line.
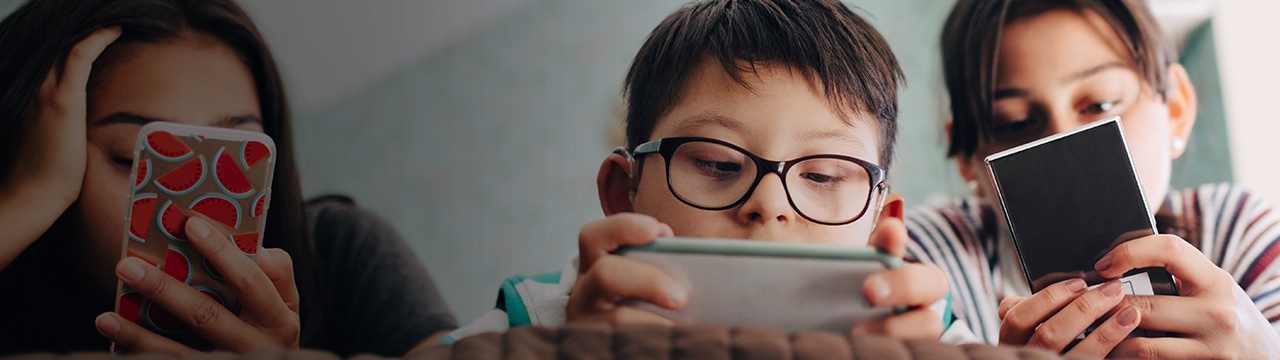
xmin=693 ymin=158 xmax=742 ymax=176
xmin=1082 ymin=99 xmax=1117 ymax=115
xmin=801 ymin=172 xmax=841 ymax=183
xmin=111 ymin=156 xmax=134 ymax=169
xmin=992 ymin=118 xmax=1035 ymax=136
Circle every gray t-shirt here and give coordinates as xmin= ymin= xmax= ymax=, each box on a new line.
xmin=301 ymin=196 xmax=457 ymax=356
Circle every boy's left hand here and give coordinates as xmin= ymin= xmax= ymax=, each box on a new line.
xmin=852 ymin=209 xmax=949 ymax=340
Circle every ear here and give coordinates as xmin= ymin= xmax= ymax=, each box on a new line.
xmin=1164 ymin=63 xmax=1198 ymax=159
xmin=880 ymin=192 xmax=905 ymax=221
xmin=596 ymin=153 xmax=636 ymax=216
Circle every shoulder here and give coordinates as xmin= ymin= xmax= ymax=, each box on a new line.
xmin=305 ymin=195 xmax=403 ymax=253
xmin=1165 ymin=183 xmax=1276 ymax=232
xmin=903 ymin=197 xmax=997 ymax=258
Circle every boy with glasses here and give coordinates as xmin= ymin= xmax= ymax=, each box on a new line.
xmin=444 ymin=0 xmax=973 ymax=343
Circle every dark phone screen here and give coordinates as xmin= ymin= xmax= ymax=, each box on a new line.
xmin=987 ymin=119 xmax=1164 ymax=291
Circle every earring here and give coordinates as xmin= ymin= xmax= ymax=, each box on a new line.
xmin=1172 ymin=138 xmax=1186 ymax=152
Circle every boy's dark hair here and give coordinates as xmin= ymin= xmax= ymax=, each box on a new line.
xmin=941 ymin=0 xmax=1174 ymax=158
xmin=623 ymin=0 xmax=904 ymax=167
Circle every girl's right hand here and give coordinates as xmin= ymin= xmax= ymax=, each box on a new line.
xmin=12 ymin=27 xmax=121 ymax=205
xmin=566 ymin=213 xmax=688 ymax=324
xmin=0 ymin=27 xmax=120 ymax=270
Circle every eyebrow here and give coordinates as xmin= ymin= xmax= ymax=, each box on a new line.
xmin=992 ymin=62 xmax=1128 ymax=101
xmin=672 ymin=112 xmax=747 ymax=134
xmin=672 ymin=112 xmax=864 ymax=150
xmin=92 ymin=112 xmax=263 ymax=127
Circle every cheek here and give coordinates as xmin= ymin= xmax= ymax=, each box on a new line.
xmin=78 ymin=148 xmax=131 ymax=252
xmin=1118 ymin=104 xmax=1173 ymax=209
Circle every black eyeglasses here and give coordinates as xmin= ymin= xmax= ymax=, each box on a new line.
xmin=628 ymin=137 xmax=887 ymax=225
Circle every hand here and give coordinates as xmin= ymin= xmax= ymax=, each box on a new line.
xmin=96 ymin=217 xmax=300 ymax=354
xmin=566 ymin=213 xmax=688 ymax=324
xmin=1097 ymin=235 xmax=1280 ymax=359
xmin=0 ymin=27 xmax=120 ymax=270
xmin=997 ymin=278 xmax=1138 ymax=357
xmin=852 ymin=211 xmax=950 ymax=340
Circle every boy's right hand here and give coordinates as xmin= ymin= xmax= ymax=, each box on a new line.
xmin=566 ymin=213 xmax=688 ymax=324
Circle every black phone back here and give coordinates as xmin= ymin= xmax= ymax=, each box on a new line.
xmin=985 ymin=117 xmax=1175 ymax=295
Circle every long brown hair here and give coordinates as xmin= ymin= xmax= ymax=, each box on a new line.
xmin=0 ymin=0 xmax=320 ymax=353
xmin=940 ymin=0 xmax=1174 ymax=159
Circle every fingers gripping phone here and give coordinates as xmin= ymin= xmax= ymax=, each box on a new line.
xmin=114 ymin=122 xmax=276 ymax=349
xmin=985 ymin=117 xmax=1175 ymax=339
xmin=618 ymin=237 xmax=908 ymax=334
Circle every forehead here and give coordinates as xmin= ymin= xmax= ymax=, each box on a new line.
xmin=997 ymin=9 xmax=1132 ymax=84
xmin=87 ymin=33 xmax=260 ymax=125
xmin=651 ymin=56 xmax=881 ymax=160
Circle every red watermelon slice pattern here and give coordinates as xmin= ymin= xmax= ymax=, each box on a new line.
xmin=195 ymin=286 xmax=226 ymax=307
xmin=144 ymin=301 xmax=188 ymax=333
xmin=154 ymin=155 xmax=206 ymax=196
xmin=129 ymin=194 xmax=157 ymax=243
xmin=252 ymin=191 xmax=267 ymax=218
xmin=240 ymin=141 xmax=270 ymax=169
xmin=189 ymin=193 xmax=240 ymax=229
xmin=117 ymin=291 xmax=144 ymax=323
xmin=145 ymin=131 xmax=193 ymax=162
xmin=134 ymin=159 xmax=151 ymax=191
xmin=164 ymin=245 xmax=191 ymax=284
xmin=231 ymin=232 xmax=260 ymax=255
xmin=156 ymin=200 xmax=190 ymax=242
xmin=214 ymin=147 xmax=254 ymax=198
xmin=202 ymin=257 xmax=225 ymax=282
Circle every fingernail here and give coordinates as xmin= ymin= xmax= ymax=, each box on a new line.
xmin=118 ymin=258 xmax=145 ymax=282
xmin=187 ymin=217 xmax=211 ymax=239
xmin=666 ymin=283 xmax=689 ymax=306
xmin=96 ymin=313 xmax=120 ymax=335
xmin=1065 ymin=278 xmax=1087 ymax=293
xmin=1095 ymin=256 xmax=1112 ymax=272
xmin=850 ymin=325 xmax=868 ymax=336
xmin=866 ymin=275 xmax=891 ymax=303
xmin=1117 ymin=306 xmax=1138 ymax=327
xmin=1101 ymin=280 xmax=1123 ymax=297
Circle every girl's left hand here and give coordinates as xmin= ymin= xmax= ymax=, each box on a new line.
xmin=1097 ymin=234 xmax=1280 ymax=359
xmin=95 ymin=217 xmax=300 ymax=354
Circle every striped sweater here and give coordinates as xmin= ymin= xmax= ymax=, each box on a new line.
xmin=904 ymin=183 xmax=1280 ymax=344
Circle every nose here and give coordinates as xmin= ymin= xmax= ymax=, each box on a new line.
xmin=736 ymin=173 xmax=795 ymax=226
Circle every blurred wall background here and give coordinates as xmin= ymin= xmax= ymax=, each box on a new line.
xmin=0 ymin=0 xmax=1271 ymax=323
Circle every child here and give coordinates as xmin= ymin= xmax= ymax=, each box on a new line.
xmin=907 ymin=0 xmax=1280 ymax=358
xmin=447 ymin=0 xmax=973 ymax=343
xmin=0 ymin=0 xmax=455 ymax=355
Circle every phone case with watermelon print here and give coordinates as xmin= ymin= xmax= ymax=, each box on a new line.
xmin=113 ymin=122 xmax=276 ymax=350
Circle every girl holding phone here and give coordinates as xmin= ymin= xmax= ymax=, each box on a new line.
xmin=906 ymin=0 xmax=1280 ymax=358
xmin=0 ymin=0 xmax=454 ymax=355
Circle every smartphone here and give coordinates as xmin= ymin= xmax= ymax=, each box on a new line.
xmin=114 ymin=122 xmax=276 ymax=349
xmin=985 ymin=117 xmax=1174 ymax=338
xmin=617 ymin=237 xmax=909 ymax=334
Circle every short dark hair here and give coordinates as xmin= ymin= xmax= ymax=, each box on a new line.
xmin=622 ymin=0 xmax=905 ymax=167
xmin=941 ymin=0 xmax=1174 ymax=158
